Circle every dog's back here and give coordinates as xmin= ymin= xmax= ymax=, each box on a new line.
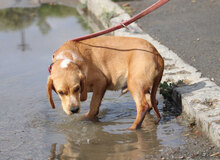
xmin=76 ymin=36 xmax=163 ymax=89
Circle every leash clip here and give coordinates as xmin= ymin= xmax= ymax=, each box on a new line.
xmin=120 ymin=23 xmax=129 ymax=30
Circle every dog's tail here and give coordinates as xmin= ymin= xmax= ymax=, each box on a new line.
xmin=151 ymin=54 xmax=164 ymax=122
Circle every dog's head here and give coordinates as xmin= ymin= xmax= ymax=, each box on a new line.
xmin=47 ymin=59 xmax=87 ymax=115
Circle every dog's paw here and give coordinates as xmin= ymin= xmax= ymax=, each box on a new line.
xmin=128 ymin=124 xmax=142 ymax=130
xmin=80 ymin=114 xmax=90 ymax=120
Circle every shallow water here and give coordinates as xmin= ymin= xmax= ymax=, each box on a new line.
xmin=0 ymin=3 xmax=189 ymax=160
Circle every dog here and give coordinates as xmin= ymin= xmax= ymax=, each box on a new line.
xmin=47 ymin=36 xmax=164 ymax=129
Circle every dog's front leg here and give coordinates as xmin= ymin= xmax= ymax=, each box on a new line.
xmin=84 ymin=79 xmax=107 ymax=120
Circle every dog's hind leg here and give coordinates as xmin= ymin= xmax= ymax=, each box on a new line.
xmin=145 ymin=93 xmax=158 ymax=112
xmin=150 ymin=72 xmax=162 ymax=122
xmin=145 ymin=93 xmax=152 ymax=112
xmin=128 ymin=79 xmax=151 ymax=130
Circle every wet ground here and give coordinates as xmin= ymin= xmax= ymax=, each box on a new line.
xmin=0 ymin=2 xmax=219 ymax=160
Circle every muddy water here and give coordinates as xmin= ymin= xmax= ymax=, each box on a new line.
xmin=0 ymin=3 xmax=213 ymax=160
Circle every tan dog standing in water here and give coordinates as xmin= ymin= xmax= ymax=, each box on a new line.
xmin=47 ymin=36 xmax=164 ymax=129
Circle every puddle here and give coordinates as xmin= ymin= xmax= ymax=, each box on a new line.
xmin=0 ymin=2 xmax=218 ymax=160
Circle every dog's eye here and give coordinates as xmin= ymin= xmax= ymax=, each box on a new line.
xmin=58 ymin=91 xmax=64 ymax=95
xmin=74 ymin=86 xmax=80 ymax=93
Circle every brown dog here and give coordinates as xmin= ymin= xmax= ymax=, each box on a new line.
xmin=47 ymin=36 xmax=164 ymax=129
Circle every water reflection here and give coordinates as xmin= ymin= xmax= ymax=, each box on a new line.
xmin=48 ymin=114 xmax=161 ymax=160
xmin=0 ymin=3 xmax=90 ymax=52
xmin=44 ymin=89 xmax=186 ymax=160
xmin=45 ymin=92 xmax=184 ymax=160
xmin=0 ymin=4 xmax=83 ymax=33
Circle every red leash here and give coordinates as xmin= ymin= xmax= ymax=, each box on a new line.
xmin=72 ymin=0 xmax=170 ymax=41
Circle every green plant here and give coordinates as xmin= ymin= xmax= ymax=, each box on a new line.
xmin=159 ymin=81 xmax=173 ymax=100
xmin=102 ymin=9 xmax=117 ymax=26
xmin=159 ymin=80 xmax=184 ymax=100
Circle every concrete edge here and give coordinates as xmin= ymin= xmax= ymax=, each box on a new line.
xmin=79 ymin=0 xmax=220 ymax=147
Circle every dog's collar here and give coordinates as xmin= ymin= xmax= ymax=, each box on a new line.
xmin=48 ymin=50 xmax=58 ymax=74
xmin=48 ymin=62 xmax=54 ymax=74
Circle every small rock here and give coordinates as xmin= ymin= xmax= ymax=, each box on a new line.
xmin=194 ymin=130 xmax=201 ymax=135
xmin=202 ymin=152 xmax=207 ymax=157
xmin=209 ymin=146 xmax=214 ymax=150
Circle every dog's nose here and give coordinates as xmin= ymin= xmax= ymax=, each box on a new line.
xmin=70 ymin=106 xmax=79 ymax=113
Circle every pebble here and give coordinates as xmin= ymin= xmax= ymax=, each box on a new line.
xmin=87 ymin=139 xmax=90 ymax=144
xmin=202 ymin=152 xmax=207 ymax=157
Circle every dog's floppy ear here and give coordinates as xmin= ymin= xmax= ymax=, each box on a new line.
xmin=79 ymin=72 xmax=87 ymax=101
xmin=47 ymin=76 xmax=55 ymax=109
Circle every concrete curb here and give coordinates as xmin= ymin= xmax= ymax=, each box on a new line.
xmin=79 ymin=0 xmax=220 ymax=147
